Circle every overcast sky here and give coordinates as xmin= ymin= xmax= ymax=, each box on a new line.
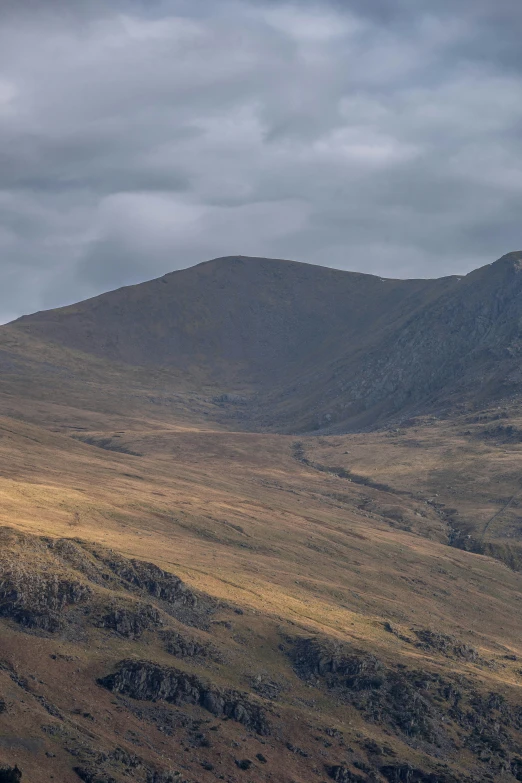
xmin=0 ymin=0 xmax=521 ymax=321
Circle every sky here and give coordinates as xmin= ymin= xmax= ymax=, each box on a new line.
xmin=1 ymin=0 xmax=522 ymax=321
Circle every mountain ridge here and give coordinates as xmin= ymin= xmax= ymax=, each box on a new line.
xmin=7 ymin=251 xmax=522 ymax=432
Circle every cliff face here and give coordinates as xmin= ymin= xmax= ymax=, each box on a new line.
xmin=296 ymin=252 xmax=522 ymax=430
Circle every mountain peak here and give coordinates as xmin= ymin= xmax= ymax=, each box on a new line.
xmin=8 ymin=250 xmax=522 ymax=432
xmin=480 ymin=250 xmax=522 ymax=272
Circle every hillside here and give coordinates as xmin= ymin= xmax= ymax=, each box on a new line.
xmin=9 ymin=252 xmax=522 ymax=432
xmin=0 ymin=253 xmax=522 ymax=782
xmin=11 ymin=256 xmax=454 ymax=384
xmin=0 ymin=412 xmax=521 ymax=783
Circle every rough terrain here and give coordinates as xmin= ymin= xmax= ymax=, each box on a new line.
xmin=0 ymin=254 xmax=521 ymax=781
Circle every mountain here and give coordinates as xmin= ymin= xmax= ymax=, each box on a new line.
xmin=0 ymin=253 xmax=522 ymax=783
xmin=9 ymin=251 xmax=522 ymax=431
xmin=12 ymin=255 xmax=452 ymax=377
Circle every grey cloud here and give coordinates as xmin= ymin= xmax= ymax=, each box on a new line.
xmin=0 ymin=0 xmax=521 ymax=321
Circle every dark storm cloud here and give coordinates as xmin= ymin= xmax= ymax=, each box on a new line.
xmin=0 ymin=0 xmax=521 ymax=320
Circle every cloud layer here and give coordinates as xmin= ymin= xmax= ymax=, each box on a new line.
xmin=1 ymin=0 xmax=521 ymax=320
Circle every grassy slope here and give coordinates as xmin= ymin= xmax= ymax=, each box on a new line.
xmin=0 ymin=404 xmax=521 ymax=781
xmin=1 ymin=260 xmax=522 ymax=780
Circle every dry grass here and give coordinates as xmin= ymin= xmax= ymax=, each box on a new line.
xmin=0 ymin=333 xmax=521 ymax=781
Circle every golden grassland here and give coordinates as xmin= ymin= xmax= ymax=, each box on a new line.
xmin=0 ymin=329 xmax=521 ymax=781
xmin=0 ymin=409 xmax=520 ymax=661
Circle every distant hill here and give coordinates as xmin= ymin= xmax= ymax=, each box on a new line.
xmin=7 ymin=251 xmax=522 ymax=431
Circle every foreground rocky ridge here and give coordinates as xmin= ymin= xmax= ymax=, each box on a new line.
xmin=291 ymin=636 xmax=522 ymax=777
xmin=0 ymin=528 xmax=214 ymax=636
xmin=0 ymin=527 xmax=521 ymax=782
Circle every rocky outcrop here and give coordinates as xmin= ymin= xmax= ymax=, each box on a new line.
xmin=511 ymin=758 xmax=522 ymax=782
xmin=68 ymin=741 xmax=182 ymax=783
xmin=291 ymin=635 xmax=522 ymax=771
xmin=250 ymin=674 xmax=283 ymax=701
xmin=87 ymin=550 xmax=196 ymax=606
xmin=97 ymin=604 xmax=163 ymax=639
xmin=161 ymin=630 xmax=221 ymax=662
xmin=99 ymin=660 xmax=270 ymax=735
xmin=292 ymin=637 xmax=441 ymax=744
xmin=293 ymin=636 xmax=382 ymax=680
xmin=0 ymin=768 xmax=22 ymax=783
xmin=413 ymin=630 xmax=478 ymax=662
xmin=326 ymin=766 xmax=366 ymax=782
xmin=0 ymin=529 xmax=217 ymax=642
xmin=146 ymin=772 xmax=189 ymax=783
xmin=0 ymin=567 xmax=91 ymax=632
xmin=74 ymin=769 xmax=117 ymax=783
xmin=78 ymin=545 xmax=216 ymax=626
xmin=46 ymin=539 xmax=113 ymax=586
xmin=380 ymin=765 xmax=462 ymax=783
xmin=330 ymin=759 xmax=465 ymax=781
xmin=47 ymin=537 xmax=205 ymax=614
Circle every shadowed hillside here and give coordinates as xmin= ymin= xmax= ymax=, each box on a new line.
xmin=11 ymin=256 xmax=455 ymax=382
xmin=9 ymin=251 xmax=522 ymax=431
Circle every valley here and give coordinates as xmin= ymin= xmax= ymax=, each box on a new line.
xmin=0 ymin=255 xmax=521 ymax=782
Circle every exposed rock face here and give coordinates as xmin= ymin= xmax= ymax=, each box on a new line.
xmin=291 ymin=636 xmax=522 ymax=770
xmin=313 ymin=252 xmax=522 ymax=430
xmin=293 ymin=636 xmax=381 ymax=680
xmin=326 ymin=766 xmax=366 ymax=782
xmin=161 ymin=631 xmax=221 ymax=662
xmin=85 ymin=548 xmax=197 ymax=605
xmin=46 ymin=539 xmax=111 ymax=585
xmin=47 ymin=538 xmax=203 ymax=613
xmin=146 ymin=772 xmax=189 ymax=783
xmin=0 ymin=767 xmax=22 ymax=783
xmin=69 ymin=742 xmax=182 ymax=783
xmin=97 ymin=604 xmax=163 ymax=639
xmin=328 ymin=760 xmax=465 ymax=782
xmin=414 ymin=630 xmax=478 ymax=662
xmin=0 ymin=565 xmax=91 ymax=632
xmin=79 ymin=545 xmax=215 ymax=627
xmin=380 ymin=765 xmax=461 ymax=783
xmin=74 ymin=769 xmax=117 ymax=783
xmin=250 ymin=675 xmax=283 ymax=701
xmin=511 ymin=758 xmax=522 ymax=782
xmin=292 ymin=637 xmax=441 ymax=744
xmin=99 ymin=660 xmax=270 ymax=735
xmin=0 ymin=529 xmax=215 ymax=641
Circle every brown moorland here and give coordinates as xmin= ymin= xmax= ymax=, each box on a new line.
xmin=0 ymin=254 xmax=521 ymax=783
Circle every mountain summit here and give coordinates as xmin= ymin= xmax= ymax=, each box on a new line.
xmin=10 ymin=252 xmax=522 ymax=431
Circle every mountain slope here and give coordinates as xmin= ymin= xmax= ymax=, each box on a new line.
xmin=11 ymin=256 xmax=455 ymax=382
xmin=1 ymin=252 xmax=522 ymax=782
xmin=9 ymin=252 xmax=522 ymax=432
xmin=0 ymin=413 xmax=521 ymax=783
